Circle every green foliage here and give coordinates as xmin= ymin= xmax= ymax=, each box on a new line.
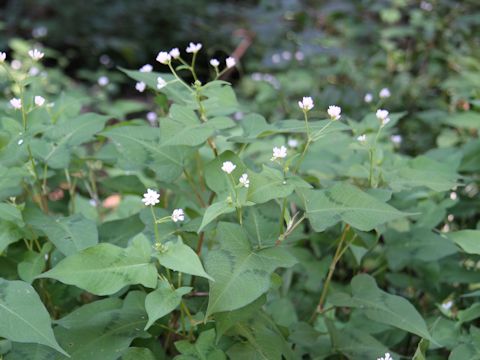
xmin=1 ymin=4 xmax=480 ymax=357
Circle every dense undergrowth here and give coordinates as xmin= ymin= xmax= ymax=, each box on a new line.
xmin=1 ymin=1 xmax=480 ymax=359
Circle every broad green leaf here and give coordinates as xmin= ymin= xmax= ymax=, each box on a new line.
xmin=0 ymin=166 xmax=27 ymax=201
xmin=216 ymin=296 xmax=266 ymax=340
xmin=386 ymin=156 xmax=459 ymax=192
xmin=330 ymin=274 xmax=432 ymax=340
xmin=25 ymin=209 xmax=98 ymax=256
xmin=37 ymin=235 xmax=157 ymax=295
xmin=198 ymin=200 xmax=236 ymax=233
xmin=202 ymin=81 xmax=239 ymax=117
xmin=98 ymin=214 xmax=145 ymax=247
xmin=384 ymin=228 xmax=458 ymax=270
xmin=32 ymin=113 xmax=109 ymax=169
xmin=0 ymin=221 xmax=23 ymax=253
xmin=204 ymin=222 xmax=297 ymax=317
xmin=154 ymin=236 xmax=213 ymax=281
xmin=17 ymin=243 xmax=51 ymax=284
xmin=0 ymin=203 xmax=23 ymax=225
xmin=54 ymin=291 xmax=148 ymax=360
xmin=5 ymin=343 xmax=57 ymax=360
xmin=335 ymin=328 xmax=395 ymax=360
xmin=0 ymin=278 xmax=67 ymax=355
xmin=458 ymin=303 xmax=480 ymax=323
xmin=101 ymin=124 xmax=194 ymax=182
xmin=299 ymin=183 xmax=408 ymax=232
xmin=175 ymin=329 xmax=226 ymax=360
xmin=144 ymin=278 xmax=192 ymax=329
xmin=442 ymin=111 xmax=480 ymax=129
xmin=248 ymin=166 xmax=311 ymax=204
xmin=447 ymin=230 xmax=480 ymax=255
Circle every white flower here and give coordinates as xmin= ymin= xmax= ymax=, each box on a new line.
xmin=271 ymin=146 xmax=287 ymax=161
xmin=29 ymin=66 xmax=40 ymax=76
xmin=450 ymin=192 xmax=458 ymax=200
xmin=142 ymin=189 xmax=160 ymax=206
xmin=147 ymin=112 xmax=157 ymax=123
xmin=11 ymin=60 xmax=22 ymax=70
xmin=377 ymin=353 xmax=393 ymax=360
xmin=9 ymin=98 xmax=22 ymax=110
xmin=156 ymin=51 xmax=171 ymax=64
xmin=390 ymin=135 xmax=402 ymax=144
xmin=157 ymin=76 xmax=167 ymax=89
xmin=442 ymin=300 xmax=453 ymax=310
xmin=364 ymin=93 xmax=373 ymax=103
xmin=379 ymin=88 xmax=391 ymax=99
xmin=169 ymin=48 xmax=180 ymax=59
xmin=272 ymin=54 xmax=281 ymax=64
xmin=32 ymin=26 xmax=48 ymax=38
xmin=186 ymin=42 xmax=202 ymax=53
xmin=281 ymin=51 xmax=292 ymax=61
xmin=34 ymin=96 xmax=45 ymax=106
xmin=28 ymin=48 xmax=44 ymax=61
xmin=357 ymin=134 xmax=367 ymax=143
xmin=298 ymin=96 xmax=314 ymax=111
xmin=221 ymin=161 xmax=236 ymax=174
xmin=210 ymin=58 xmax=220 ymax=67
xmin=98 ymin=76 xmax=109 ymax=86
xmin=294 ymin=51 xmax=304 ymax=61
xmin=420 ymin=1 xmax=433 ymax=11
xmin=171 ymin=208 xmax=185 ymax=222
xmin=327 ymin=105 xmax=342 ymax=120
xmin=140 ymin=64 xmax=153 ymax=72
xmin=239 ymin=173 xmax=250 ymax=188
xmin=288 ymin=138 xmax=299 ymax=148
xmin=376 ymin=109 xmax=390 ymax=126
xmin=135 ymin=81 xmax=146 ymax=92
xmin=0 ymin=52 xmax=6 ymax=62
xmin=226 ymin=57 xmax=236 ymax=69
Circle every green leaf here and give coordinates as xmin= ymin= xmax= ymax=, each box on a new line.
xmin=447 ymin=230 xmax=480 ymax=255
xmin=101 ymin=124 xmax=194 ymax=182
xmin=154 ymin=236 xmax=213 ymax=281
xmin=0 ymin=221 xmax=23 ymax=253
xmin=299 ymin=183 xmax=408 ymax=232
xmin=0 ymin=166 xmax=27 ymax=201
xmin=248 ymin=166 xmax=311 ymax=204
xmin=25 ymin=209 xmax=98 ymax=256
xmin=37 ymin=235 xmax=157 ymax=295
xmin=32 ymin=113 xmax=109 ymax=169
xmin=412 ymin=339 xmax=429 ymax=360
xmin=0 ymin=203 xmax=23 ymax=225
xmin=384 ymin=228 xmax=458 ymax=270
xmin=204 ymin=222 xmax=297 ymax=317
xmin=458 ymin=303 xmax=480 ymax=324
xmin=204 ymin=151 xmax=246 ymax=195
xmin=0 ymin=278 xmax=67 ymax=355
xmin=330 ymin=274 xmax=432 ymax=340
xmin=386 ymin=156 xmax=459 ymax=192
xmin=175 ymin=329 xmax=226 ymax=360
xmin=17 ymin=244 xmax=51 ymax=284
xmin=198 ymin=200 xmax=236 ymax=233
xmin=54 ymin=291 xmax=148 ymax=360
xmin=215 ymin=296 xmax=266 ymax=340
xmin=144 ymin=278 xmax=191 ymax=330
xmin=442 ymin=111 xmax=480 ymax=129
xmin=121 ymin=347 xmax=156 ymax=360
xmin=335 ymin=328 xmax=395 ymax=360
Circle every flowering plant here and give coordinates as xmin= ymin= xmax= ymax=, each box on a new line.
xmin=0 ymin=40 xmax=477 ymax=360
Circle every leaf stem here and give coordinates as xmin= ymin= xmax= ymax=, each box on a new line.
xmin=310 ymin=224 xmax=351 ymax=322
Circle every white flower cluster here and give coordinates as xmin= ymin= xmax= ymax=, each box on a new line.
xmin=142 ymin=189 xmax=160 ymax=206
xmin=377 ymin=352 xmax=392 ymax=360
xmin=327 ymin=105 xmax=341 ymax=120
xmin=376 ymin=109 xmax=390 ymax=127
xmin=271 ymin=146 xmax=287 ymax=161
xmin=298 ymin=96 xmax=314 ymax=111
xmin=28 ymin=48 xmax=44 ymax=61
xmin=221 ymin=161 xmax=236 ymax=174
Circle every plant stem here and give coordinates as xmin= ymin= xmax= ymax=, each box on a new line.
xmin=310 ymin=224 xmax=351 ymax=322
xmin=150 ymin=206 xmax=160 ymax=243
